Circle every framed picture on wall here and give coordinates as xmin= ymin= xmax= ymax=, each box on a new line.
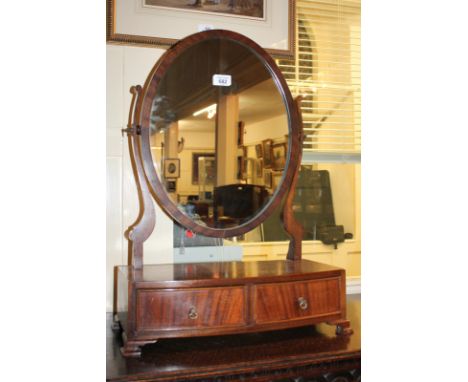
xmin=256 ymin=159 xmax=263 ymax=178
xmin=255 ymin=143 xmax=263 ymax=158
xmin=192 ymin=153 xmax=215 ymax=184
xmin=166 ymin=180 xmax=177 ymax=192
xmin=272 ymin=142 xmax=287 ymax=171
xmin=272 ymin=171 xmax=283 ymax=189
xmin=163 ymin=158 xmax=180 ymax=178
xmin=237 ymin=121 xmax=245 ymax=147
xmin=144 ymin=0 xmax=266 ymax=19
xmin=201 ymin=156 xmax=216 ymax=185
xmin=264 ymin=170 xmax=272 ymax=188
xmin=237 ymin=155 xmax=246 ymax=180
xmin=107 ymin=0 xmax=296 ymax=58
xmin=262 ymin=139 xmax=273 ymax=169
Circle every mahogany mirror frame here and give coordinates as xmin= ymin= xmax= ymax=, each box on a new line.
xmin=133 ymin=29 xmax=303 ymax=238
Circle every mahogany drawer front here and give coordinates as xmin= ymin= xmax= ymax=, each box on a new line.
xmin=136 ymin=287 xmax=246 ymax=331
xmin=253 ymin=278 xmax=341 ymax=324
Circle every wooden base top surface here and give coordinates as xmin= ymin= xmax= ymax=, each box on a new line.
xmin=118 ymin=259 xmax=343 ymax=286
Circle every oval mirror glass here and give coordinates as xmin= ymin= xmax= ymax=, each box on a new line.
xmin=147 ymin=34 xmax=290 ymax=231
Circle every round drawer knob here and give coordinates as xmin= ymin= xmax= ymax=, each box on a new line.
xmin=297 ymin=297 xmax=308 ymax=310
xmin=188 ymin=306 xmax=198 ymax=320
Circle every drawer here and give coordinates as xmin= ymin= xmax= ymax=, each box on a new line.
xmin=136 ymin=286 xmax=246 ymax=331
xmin=253 ymin=278 xmax=341 ymax=324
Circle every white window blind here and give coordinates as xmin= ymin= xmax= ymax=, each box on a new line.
xmin=278 ymin=0 xmax=361 ymax=160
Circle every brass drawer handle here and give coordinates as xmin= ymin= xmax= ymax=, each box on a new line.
xmin=188 ymin=306 xmax=198 ymax=320
xmin=298 ymin=297 xmax=308 ymax=310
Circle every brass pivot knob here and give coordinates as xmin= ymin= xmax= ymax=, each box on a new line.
xmin=298 ymin=297 xmax=308 ymax=310
xmin=188 ymin=306 xmax=198 ymax=320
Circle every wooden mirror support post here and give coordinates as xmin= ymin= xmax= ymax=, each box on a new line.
xmin=282 ymin=96 xmax=304 ymax=262
xmin=114 ymin=30 xmax=352 ymax=358
xmin=281 ymin=97 xmax=352 ymax=337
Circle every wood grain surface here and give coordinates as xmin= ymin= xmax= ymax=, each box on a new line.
xmin=107 ymin=295 xmax=361 ymax=382
xmin=136 ymin=286 xmax=246 ymax=330
xmin=254 ymin=278 xmax=341 ymax=324
xmin=116 ymin=260 xmax=349 ymax=347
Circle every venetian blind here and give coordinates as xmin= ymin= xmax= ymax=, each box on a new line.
xmin=278 ymin=0 xmax=361 ymax=159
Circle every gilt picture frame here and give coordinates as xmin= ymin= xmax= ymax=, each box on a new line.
xmin=107 ymin=0 xmax=296 ymax=58
xmin=238 ymin=121 xmax=245 ymax=147
xmin=272 ymin=171 xmax=283 ymax=189
xmin=144 ymin=0 xmax=266 ymax=20
xmin=264 ymin=170 xmax=272 ymax=188
xmin=272 ymin=142 xmax=287 ymax=171
xmin=237 ymin=155 xmax=245 ymax=180
xmin=255 ymin=143 xmax=263 ymax=158
xmin=192 ymin=153 xmax=215 ymax=184
xmin=163 ymin=158 xmax=180 ymax=178
xmin=262 ymin=139 xmax=273 ymax=169
xmin=256 ymin=158 xmax=263 ymax=178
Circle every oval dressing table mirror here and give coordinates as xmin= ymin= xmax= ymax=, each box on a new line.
xmin=115 ymin=30 xmax=351 ymax=358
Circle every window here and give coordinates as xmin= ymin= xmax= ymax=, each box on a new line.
xmin=244 ymin=0 xmax=361 ymax=245
xmin=279 ymin=0 xmax=361 ymax=157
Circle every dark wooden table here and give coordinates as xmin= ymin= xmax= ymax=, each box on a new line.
xmin=107 ymin=294 xmax=360 ymax=382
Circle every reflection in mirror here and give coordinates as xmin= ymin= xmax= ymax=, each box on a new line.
xmin=239 ymin=164 xmax=359 ymax=244
xmin=150 ymin=38 xmax=289 ymax=229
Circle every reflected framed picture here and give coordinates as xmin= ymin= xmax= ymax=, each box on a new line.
xmin=237 ymin=121 xmax=245 ymax=147
xmin=255 ymin=143 xmax=263 ymax=158
xmin=272 ymin=171 xmax=283 ymax=188
xmin=256 ymin=159 xmax=263 ymax=178
xmin=166 ymin=180 xmax=177 ymax=192
xmin=262 ymin=139 xmax=273 ymax=169
xmin=163 ymin=158 xmax=180 ymax=178
xmin=264 ymin=170 xmax=272 ymax=188
xmin=192 ymin=153 xmax=215 ymax=184
xmin=107 ymin=0 xmax=295 ymax=58
xmin=272 ymin=142 xmax=286 ymax=171
xmin=237 ymin=155 xmax=246 ymax=180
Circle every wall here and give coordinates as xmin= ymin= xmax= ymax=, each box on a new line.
xmin=106 ymin=45 xmax=174 ymax=312
xmin=244 ymin=114 xmax=287 ymax=145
